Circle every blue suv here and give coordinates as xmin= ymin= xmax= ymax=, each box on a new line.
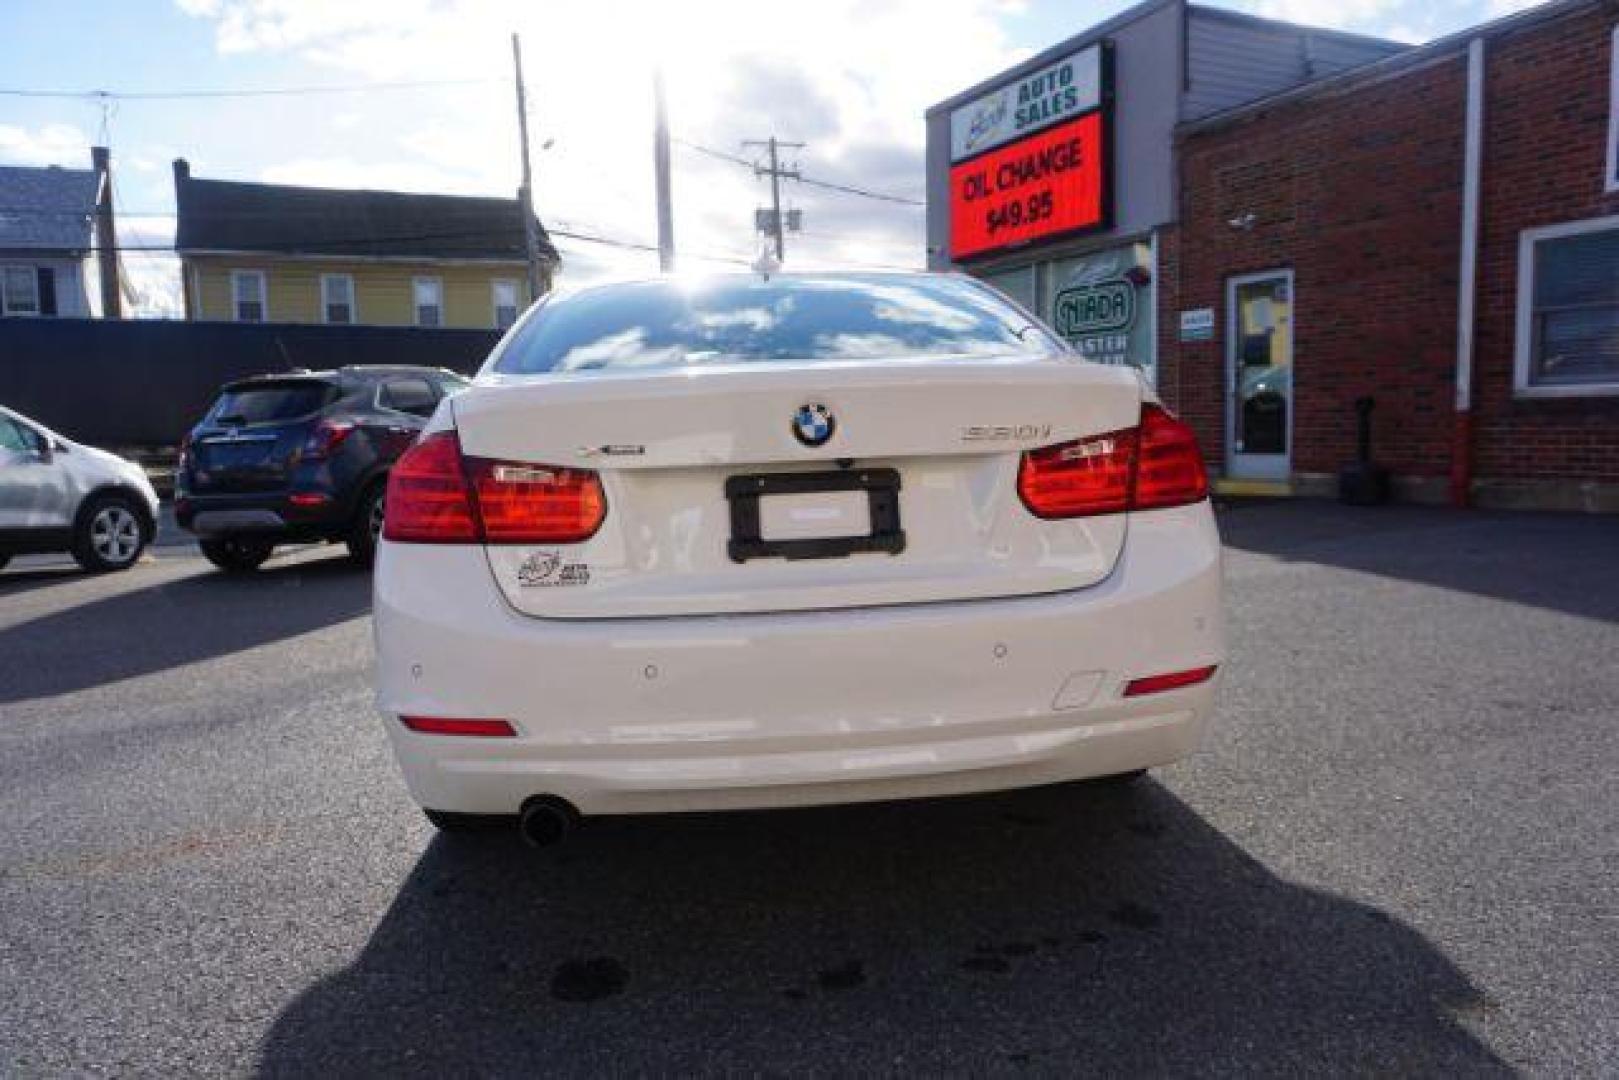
xmin=176 ymin=365 xmax=467 ymax=572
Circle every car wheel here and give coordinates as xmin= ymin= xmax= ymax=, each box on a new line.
xmin=346 ymin=482 xmax=387 ymax=567
xmin=72 ymin=493 xmax=149 ymax=573
xmin=423 ymin=809 xmax=508 ymax=833
xmin=199 ymin=536 xmax=274 ymax=574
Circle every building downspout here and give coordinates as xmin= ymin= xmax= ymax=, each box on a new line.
xmin=1451 ymin=38 xmax=1485 ymax=507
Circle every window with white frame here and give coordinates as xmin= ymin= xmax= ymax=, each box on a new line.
xmin=413 ymin=277 xmax=443 ymax=327
xmin=322 ymin=274 xmax=355 ymax=324
xmin=492 ymin=279 xmax=521 ymax=329
xmin=231 ymin=270 xmax=267 ymax=322
xmin=2 ymin=266 xmax=40 ymax=316
xmin=1515 ymin=214 xmax=1619 ymax=397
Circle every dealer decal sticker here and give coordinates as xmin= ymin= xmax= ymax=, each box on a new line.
xmin=518 ymin=551 xmax=591 ymax=587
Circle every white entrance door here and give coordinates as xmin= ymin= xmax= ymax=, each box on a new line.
xmin=1225 ymin=270 xmax=1294 ymax=481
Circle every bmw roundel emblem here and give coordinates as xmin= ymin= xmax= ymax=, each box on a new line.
xmin=791 ymin=403 xmax=836 ymax=447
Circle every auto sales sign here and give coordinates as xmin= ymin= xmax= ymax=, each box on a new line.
xmin=948 ymin=42 xmax=1111 ymax=261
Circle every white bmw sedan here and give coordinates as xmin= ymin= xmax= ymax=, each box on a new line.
xmin=373 ymin=273 xmax=1222 ymax=844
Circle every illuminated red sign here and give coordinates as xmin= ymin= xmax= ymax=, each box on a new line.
xmin=948 ymin=110 xmax=1107 ymax=261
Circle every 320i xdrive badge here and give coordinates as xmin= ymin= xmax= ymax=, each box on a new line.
xmin=372 ymin=272 xmax=1223 ymax=846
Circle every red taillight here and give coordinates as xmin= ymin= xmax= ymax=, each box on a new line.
xmin=382 ymin=429 xmax=607 ymax=545
xmin=1017 ymin=403 xmax=1206 ymax=519
xmin=1018 ymin=426 xmax=1137 ymax=518
xmin=301 ymin=419 xmax=355 ymax=461
xmin=399 ymin=715 xmax=516 ymax=737
xmin=383 ymin=431 xmax=480 ymax=543
xmin=467 ymin=459 xmax=607 ymax=544
xmin=1133 ymin=403 xmax=1209 ymax=510
xmin=1122 ymin=664 xmax=1219 ymax=697
xmin=288 ymin=492 xmax=332 ymax=508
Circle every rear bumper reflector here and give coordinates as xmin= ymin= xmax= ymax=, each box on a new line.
xmin=399 ymin=715 xmax=517 ymax=737
xmin=1122 ymin=665 xmax=1219 ymax=698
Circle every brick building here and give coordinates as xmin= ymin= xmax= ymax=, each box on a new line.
xmin=1165 ymin=0 xmax=1619 ymax=509
xmin=929 ymin=0 xmax=1619 ymax=511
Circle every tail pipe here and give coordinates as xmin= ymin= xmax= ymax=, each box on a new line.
xmin=519 ymin=796 xmax=578 ymax=848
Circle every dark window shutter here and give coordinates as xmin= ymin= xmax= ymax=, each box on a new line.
xmin=37 ymin=267 xmax=57 ymax=316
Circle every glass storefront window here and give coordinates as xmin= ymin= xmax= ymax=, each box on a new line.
xmin=979 ymin=265 xmax=1038 ymax=314
xmin=1043 ymin=242 xmax=1156 ymax=386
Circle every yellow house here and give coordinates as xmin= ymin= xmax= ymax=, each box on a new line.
xmin=172 ymin=159 xmax=558 ymax=329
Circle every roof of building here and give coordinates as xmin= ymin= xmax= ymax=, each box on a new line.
xmin=0 ymin=164 xmax=98 ymax=253
xmin=173 ymin=166 xmax=560 ymax=263
xmin=925 ymin=0 xmax=1405 ymax=116
xmin=1178 ymin=0 xmax=1596 ymax=135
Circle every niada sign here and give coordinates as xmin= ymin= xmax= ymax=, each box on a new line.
xmin=1054 ymin=279 xmax=1135 ymax=337
xmin=1047 ymin=242 xmax=1155 ymax=385
xmin=950 ymin=43 xmax=1103 ymax=162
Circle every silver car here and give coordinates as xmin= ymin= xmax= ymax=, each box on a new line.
xmin=0 ymin=406 xmax=160 ymax=573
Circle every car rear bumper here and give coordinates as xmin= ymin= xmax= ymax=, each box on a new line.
xmin=373 ymin=502 xmax=1224 ymax=816
xmin=175 ymin=492 xmax=351 ymax=538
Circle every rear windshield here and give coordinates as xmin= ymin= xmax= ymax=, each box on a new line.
xmin=492 ymin=275 xmax=1061 ymax=375
xmin=210 ymin=381 xmax=336 ymax=424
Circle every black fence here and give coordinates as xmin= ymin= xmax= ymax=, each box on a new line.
xmin=0 ymin=317 xmax=502 ymax=447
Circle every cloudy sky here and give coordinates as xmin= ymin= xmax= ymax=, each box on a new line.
xmin=3 ymin=0 xmax=1536 ymax=316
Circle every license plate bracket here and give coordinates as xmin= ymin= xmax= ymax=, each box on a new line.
xmin=726 ymin=468 xmax=905 ymax=563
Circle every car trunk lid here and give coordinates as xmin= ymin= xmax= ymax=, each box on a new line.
xmin=451 ymin=359 xmax=1143 ymax=618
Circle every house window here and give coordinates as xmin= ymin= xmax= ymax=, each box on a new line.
xmin=492 ymin=279 xmax=521 ymax=330
xmin=413 ymin=277 xmax=443 ymax=327
xmin=2 ymin=266 xmax=40 ymax=316
xmin=1515 ymin=214 xmax=1619 ymax=397
xmin=322 ymin=274 xmax=355 ymax=324
xmin=232 ymin=270 xmax=267 ymax=322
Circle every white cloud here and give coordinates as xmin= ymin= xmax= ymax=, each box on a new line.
xmin=0 ymin=123 xmax=92 ymax=168
xmin=259 ymin=156 xmax=491 ymax=195
xmin=176 ymin=0 xmax=1026 ymax=283
xmin=1481 ymin=0 xmax=1544 ymax=15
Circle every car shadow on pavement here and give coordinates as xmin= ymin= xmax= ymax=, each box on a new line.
xmin=1218 ymin=501 xmax=1619 ymax=624
xmin=0 ymin=553 xmax=370 ymax=705
xmin=258 ymin=780 xmax=1509 ymax=1076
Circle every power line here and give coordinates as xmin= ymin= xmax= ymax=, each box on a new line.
xmin=795 ymin=173 xmax=922 ymax=206
xmin=674 ymin=137 xmax=922 ymax=207
xmin=0 ymin=78 xmax=499 ymax=101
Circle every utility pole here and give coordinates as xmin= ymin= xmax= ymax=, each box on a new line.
xmin=90 ymin=146 xmax=121 ymax=319
xmin=511 ymin=33 xmax=545 ymax=301
xmin=743 ymin=136 xmax=804 ymax=262
xmin=652 ymin=69 xmax=675 ymax=273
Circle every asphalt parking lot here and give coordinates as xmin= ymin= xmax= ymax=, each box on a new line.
xmin=2 ymin=501 xmax=1615 ymax=1076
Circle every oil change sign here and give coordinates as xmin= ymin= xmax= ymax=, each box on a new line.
xmin=949 ymin=44 xmax=1103 ymax=162
xmin=947 ymin=43 xmax=1111 ymax=261
xmin=949 ymin=111 xmax=1107 ymax=261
